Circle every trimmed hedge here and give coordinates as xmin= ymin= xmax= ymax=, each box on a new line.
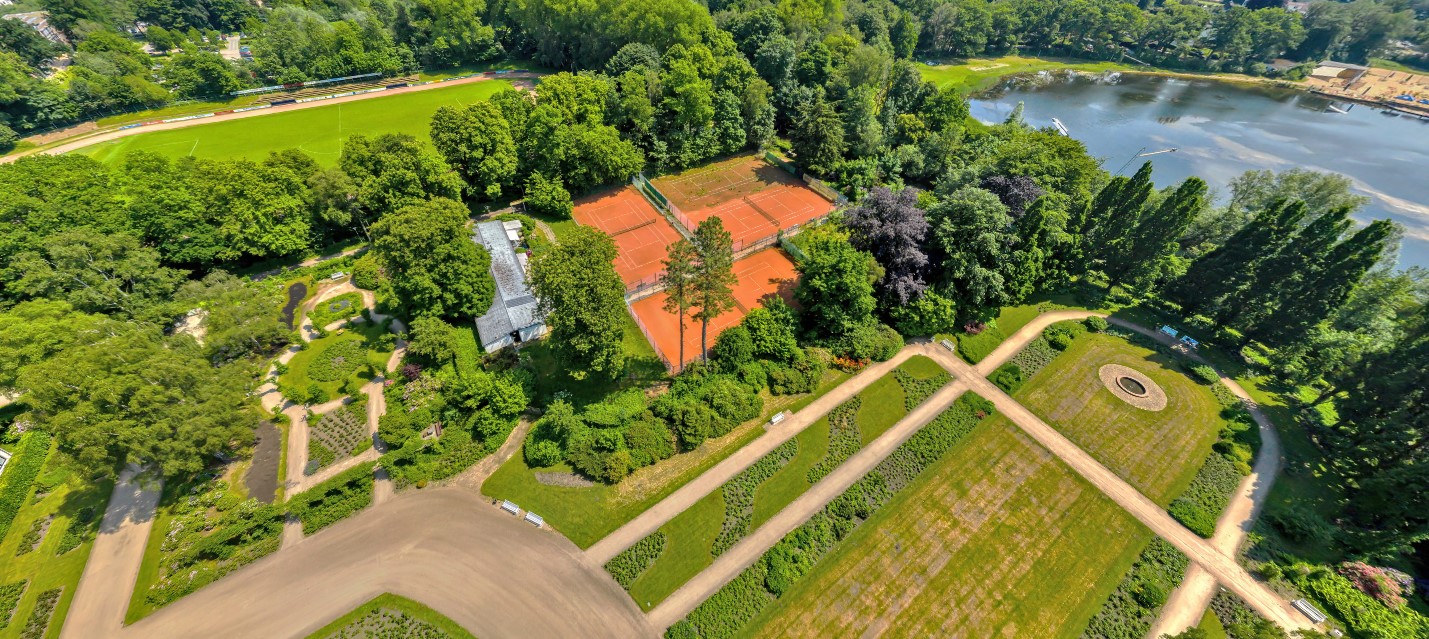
xmin=711 ymin=439 xmax=798 ymax=557
xmin=1167 ymin=453 xmax=1243 ymax=537
xmin=289 ymin=461 xmax=376 ymax=535
xmin=891 ymin=368 xmax=951 ymax=411
xmin=1291 ymin=569 xmax=1429 ymax=639
xmin=0 ymin=581 xmax=25 ymax=629
xmin=0 ymin=433 xmax=52 ymax=543
xmin=805 ymin=397 xmax=860 ymax=485
xmin=1079 ymin=539 xmax=1189 ymax=639
xmin=605 ymin=531 xmax=666 ymax=589
xmin=669 ymin=394 xmax=996 ymax=639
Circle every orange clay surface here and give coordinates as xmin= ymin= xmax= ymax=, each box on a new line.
xmin=572 ymin=186 xmax=684 ymax=288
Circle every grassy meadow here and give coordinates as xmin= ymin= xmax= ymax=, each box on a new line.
xmin=1014 ymin=332 xmax=1224 ymax=505
xmin=76 ymin=79 xmax=515 ymax=166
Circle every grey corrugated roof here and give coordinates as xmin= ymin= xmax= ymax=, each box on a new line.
xmin=472 ymin=221 xmax=543 ymax=349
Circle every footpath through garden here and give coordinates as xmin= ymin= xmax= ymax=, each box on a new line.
xmin=647 ymin=312 xmax=1314 ymax=634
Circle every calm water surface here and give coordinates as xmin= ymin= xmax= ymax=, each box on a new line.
xmin=969 ymin=72 xmax=1429 ymax=268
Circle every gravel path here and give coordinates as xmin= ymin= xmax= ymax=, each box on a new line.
xmin=60 ymin=467 xmax=162 ymax=639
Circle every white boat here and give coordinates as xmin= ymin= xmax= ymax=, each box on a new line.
xmin=1051 ymin=118 xmax=1070 ymax=136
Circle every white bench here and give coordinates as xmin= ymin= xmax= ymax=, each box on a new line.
xmin=524 ymin=512 xmax=544 ymax=528
xmin=500 ymin=500 xmax=520 ymax=516
xmin=768 ymin=411 xmax=787 ymax=426
xmin=1292 ymin=599 xmax=1328 ymax=624
xmin=940 ymin=339 xmax=956 ymax=352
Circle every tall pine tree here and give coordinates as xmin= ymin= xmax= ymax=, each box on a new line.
xmin=690 ymin=218 xmax=736 ymax=361
xmin=660 ymin=239 xmax=698 ymax=371
xmin=1169 ymin=198 xmax=1305 ymax=317
xmin=1226 ymin=206 xmax=1353 ymax=331
xmin=1109 ymin=177 xmax=1207 ymax=289
xmin=1253 ymin=220 xmax=1394 ymax=346
xmin=1084 ymin=162 xmax=1155 ymax=265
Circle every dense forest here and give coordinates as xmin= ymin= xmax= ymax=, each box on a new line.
xmin=3 ymin=0 xmax=1429 ymax=140
xmin=1 ymin=0 xmax=1427 ymax=610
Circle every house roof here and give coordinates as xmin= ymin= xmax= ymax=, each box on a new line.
xmin=472 ymin=221 xmax=542 ymax=348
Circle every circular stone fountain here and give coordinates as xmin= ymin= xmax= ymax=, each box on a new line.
xmin=1098 ymin=364 xmax=1167 ymax=411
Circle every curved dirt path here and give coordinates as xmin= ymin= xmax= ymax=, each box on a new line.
xmin=650 ymin=313 xmax=1312 ymax=634
xmin=115 ymin=488 xmax=653 ymax=639
xmin=3 ymin=74 xmax=540 ymax=163
xmin=585 ymin=347 xmax=932 ymax=564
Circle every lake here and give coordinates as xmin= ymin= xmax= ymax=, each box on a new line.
xmin=968 ymin=72 xmax=1429 ymax=268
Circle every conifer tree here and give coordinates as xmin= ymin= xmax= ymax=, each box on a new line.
xmin=1084 ymin=162 xmax=1154 ymax=265
xmin=690 ymin=218 xmax=736 ymax=361
xmin=1169 ymin=198 xmax=1305 ymax=317
xmin=659 ymin=239 xmax=698 ymax=371
xmin=1110 ymin=177 xmax=1207 ymax=289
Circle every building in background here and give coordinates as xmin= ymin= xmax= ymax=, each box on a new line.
xmin=472 ymin=220 xmax=546 ymax=353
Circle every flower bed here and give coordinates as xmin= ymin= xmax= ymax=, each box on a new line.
xmin=144 ymin=480 xmax=284 ymax=609
xmin=0 ymin=581 xmax=25 ymax=629
xmin=805 ymin=397 xmax=859 ymax=485
xmin=1078 ymin=539 xmax=1189 ymax=639
xmin=0 ymin=433 xmax=52 ymax=542
xmin=289 ymin=461 xmax=376 ymax=535
xmin=309 ymin=340 xmax=369 ymax=383
xmin=306 ymin=292 xmax=364 ymax=329
xmin=711 ymin=439 xmax=798 ymax=557
xmin=18 ymin=587 xmax=60 ymax=639
xmin=307 ymin=400 xmax=371 ymax=475
xmin=1167 ymin=453 xmax=1242 ymax=537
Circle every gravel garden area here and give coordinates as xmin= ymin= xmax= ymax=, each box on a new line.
xmin=308 ymin=400 xmax=372 ymax=475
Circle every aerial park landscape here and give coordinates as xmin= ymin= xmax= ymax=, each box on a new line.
xmin=1 ymin=0 xmax=1428 ymax=637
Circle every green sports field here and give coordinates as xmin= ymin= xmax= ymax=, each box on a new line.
xmin=76 ymin=79 xmax=515 ymax=166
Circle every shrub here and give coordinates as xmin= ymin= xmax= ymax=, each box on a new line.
xmin=1265 ymin=505 xmax=1333 ymax=545
xmin=1291 ymin=570 xmax=1429 ymax=639
xmin=605 ymin=531 xmax=666 ymax=589
xmin=1189 ymin=364 xmax=1220 ymax=385
xmin=1043 ymin=320 xmax=1087 ymax=351
xmin=1167 ymin=453 xmax=1243 ymax=538
xmin=0 ymin=580 xmax=26 ymax=629
xmin=1338 ymin=562 xmax=1409 ymax=609
xmin=990 ymin=363 xmax=1025 ymax=393
xmin=1080 ymin=539 xmax=1189 ymax=639
xmin=55 ymin=506 xmax=97 ymax=555
xmin=711 ymin=439 xmax=798 ymax=557
xmin=1209 ymin=591 xmax=1287 ymax=639
xmin=1084 ymin=316 xmax=1109 ymax=333
xmin=308 ymin=292 xmax=363 ymax=329
xmin=837 ymin=322 xmax=902 ymax=362
xmin=0 ymin=433 xmax=51 ymax=543
xmin=288 ymin=461 xmax=376 ymax=534
xmin=624 ymin=419 xmax=675 ymax=468
xmin=766 ymin=356 xmax=824 ymax=395
xmin=711 ymin=325 xmax=754 ymax=371
xmin=351 ymin=253 xmax=381 ymax=290
xmin=524 ymin=171 xmax=573 ymax=218
xmin=0 ymin=124 xmax=18 ymax=154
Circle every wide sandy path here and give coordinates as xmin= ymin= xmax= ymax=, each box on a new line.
xmin=61 ymin=467 xmax=162 ymax=639
xmin=585 ymin=347 xmax=928 ymax=564
xmin=648 ymin=347 xmax=967 ymax=628
xmin=113 ymin=488 xmax=654 ymax=639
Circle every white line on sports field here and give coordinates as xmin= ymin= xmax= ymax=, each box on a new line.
xmin=188 ymin=139 xmax=199 ymax=156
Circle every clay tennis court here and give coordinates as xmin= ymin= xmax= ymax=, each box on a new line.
xmin=572 ymin=186 xmax=683 ymax=288
xmin=630 ymin=248 xmax=799 ymax=369
xmin=652 ymin=154 xmax=836 ymax=249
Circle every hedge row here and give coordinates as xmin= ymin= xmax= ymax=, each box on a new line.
xmin=0 ymin=433 xmax=52 ymax=543
xmin=1209 ymin=590 xmax=1287 ymax=639
xmin=891 ymin=368 xmax=951 ymax=411
xmin=18 ymin=587 xmax=59 ymax=639
xmin=668 ymin=394 xmax=996 ymax=639
xmin=605 ymin=531 xmax=667 ymax=589
xmin=1291 ymin=570 xmax=1429 ymax=639
xmin=0 ymin=580 xmax=25 ymax=629
xmin=1167 ymin=453 xmax=1243 ymax=537
xmin=289 ymin=461 xmax=376 ymax=535
xmin=805 ymin=397 xmax=860 ymax=485
xmin=1079 ymin=538 xmax=1189 ymax=639
xmin=710 ymin=439 xmax=798 ymax=557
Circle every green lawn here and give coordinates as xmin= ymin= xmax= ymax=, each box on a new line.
xmin=953 ymin=294 xmax=1082 ymax=363
xmin=743 ymin=416 xmax=1151 ymax=638
xmin=0 ymin=441 xmax=112 ymax=639
xmin=482 ymin=367 xmax=853 ymax=548
xmin=280 ymin=321 xmax=395 ymax=399
xmin=305 ymin=592 xmax=477 ymax=639
xmin=76 ymin=80 xmax=515 ymax=166
xmin=621 ymin=357 xmax=947 ymax=610
xmin=1014 ymin=332 xmax=1224 ymax=505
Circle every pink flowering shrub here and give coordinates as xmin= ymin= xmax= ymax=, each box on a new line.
xmin=1338 ymin=561 xmax=1408 ymax=609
